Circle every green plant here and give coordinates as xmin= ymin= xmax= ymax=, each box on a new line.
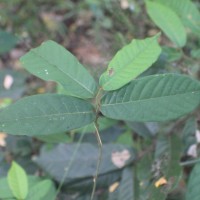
xmin=0 ymin=0 xmax=200 ymax=200
xmin=0 ymin=34 xmax=199 ymax=199
xmin=0 ymin=30 xmax=18 ymax=55
xmin=0 ymin=161 xmax=56 ymax=200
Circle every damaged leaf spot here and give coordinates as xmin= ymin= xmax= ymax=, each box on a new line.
xmin=111 ymin=149 xmax=131 ymax=168
xmin=108 ymin=68 xmax=114 ymax=76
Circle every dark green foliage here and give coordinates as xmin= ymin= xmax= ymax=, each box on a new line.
xmin=0 ymin=1 xmax=200 ymax=200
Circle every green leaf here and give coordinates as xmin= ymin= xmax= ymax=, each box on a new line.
xmin=162 ymin=46 xmax=182 ymax=62
xmin=155 ymin=0 xmax=200 ymax=36
xmin=118 ymin=167 xmax=134 ymax=200
xmin=8 ymin=161 xmax=28 ymax=199
xmin=75 ymin=117 xmax=117 ymax=133
xmin=108 ymin=186 xmax=119 ymax=200
xmin=182 ymin=117 xmax=197 ymax=152
xmin=167 ymin=134 xmax=182 ymax=190
xmin=150 ymin=135 xmax=182 ymax=199
xmin=186 ymin=163 xmax=200 ymax=200
xmin=20 ymin=40 xmax=97 ymax=99
xmin=146 ymin=1 xmax=186 ymax=47
xmin=101 ymin=74 xmax=200 ymax=122
xmin=0 ymin=178 xmax=13 ymax=199
xmin=191 ymin=49 xmax=200 ymax=59
xmin=149 ymin=137 xmax=169 ymax=200
xmin=154 ymin=135 xmax=169 ymax=159
xmin=35 ymin=143 xmax=135 ymax=185
xmin=0 ymin=94 xmax=95 ymax=136
xmin=36 ymin=132 xmax=72 ymax=143
xmin=99 ymin=34 xmax=161 ymax=91
xmin=137 ymin=155 xmax=153 ymax=200
xmin=26 ymin=180 xmax=56 ymax=200
xmin=126 ymin=121 xmax=159 ymax=138
xmin=0 ymin=30 xmax=18 ymax=54
xmin=116 ymin=131 xmax=133 ymax=146
xmin=0 ymin=176 xmax=42 ymax=200
xmin=149 ymin=185 xmax=167 ymax=200
xmin=28 ymin=176 xmax=43 ymax=189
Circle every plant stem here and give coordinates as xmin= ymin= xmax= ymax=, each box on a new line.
xmin=180 ymin=158 xmax=200 ymax=166
xmin=95 ymin=87 xmax=103 ymax=113
xmin=90 ymin=87 xmax=103 ymax=200
xmin=55 ymin=128 xmax=86 ymax=199
xmin=90 ymin=122 xmax=103 ymax=200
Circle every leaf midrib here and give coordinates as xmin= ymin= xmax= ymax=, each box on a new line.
xmin=101 ymin=90 xmax=200 ymax=107
xmin=0 ymin=111 xmax=93 ymax=123
xmin=31 ymin=50 xmax=94 ymax=96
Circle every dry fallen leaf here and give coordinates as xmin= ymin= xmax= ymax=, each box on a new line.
xmin=155 ymin=177 xmax=167 ymax=188
xmin=0 ymin=133 xmax=7 ymax=147
xmin=120 ymin=0 xmax=129 ymax=9
xmin=109 ymin=182 xmax=120 ymax=193
xmin=111 ymin=149 xmax=131 ymax=168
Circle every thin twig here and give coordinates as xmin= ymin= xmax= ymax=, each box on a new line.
xmin=90 ymin=87 xmax=103 ymax=200
xmin=55 ymin=128 xmax=86 ymax=199
xmin=180 ymin=158 xmax=200 ymax=166
xmin=95 ymin=87 xmax=103 ymax=113
xmin=90 ymin=122 xmax=103 ymax=200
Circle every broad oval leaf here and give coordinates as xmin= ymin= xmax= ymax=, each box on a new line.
xmin=35 ymin=143 xmax=135 ymax=185
xmin=118 ymin=167 xmax=134 ymax=200
xmin=20 ymin=40 xmax=97 ymax=99
xmin=0 ymin=94 xmax=95 ymax=136
xmin=0 ymin=178 xmax=13 ymax=199
xmin=8 ymin=161 xmax=28 ymax=199
xmin=101 ymin=74 xmax=200 ymax=122
xmin=26 ymin=180 xmax=56 ymax=200
xmin=146 ymin=1 xmax=186 ymax=47
xmin=186 ymin=163 xmax=200 ymax=200
xmin=166 ymin=134 xmax=182 ymax=188
xmin=0 ymin=175 xmax=44 ymax=199
xmin=99 ymin=34 xmax=161 ymax=91
xmin=155 ymin=0 xmax=200 ymax=36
